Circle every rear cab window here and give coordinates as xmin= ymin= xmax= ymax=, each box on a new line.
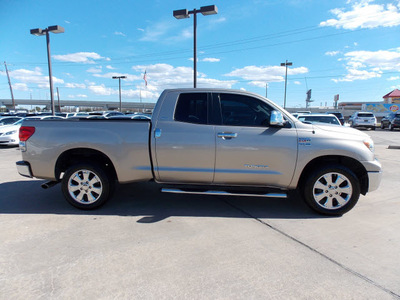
xmin=174 ymin=93 xmax=209 ymax=124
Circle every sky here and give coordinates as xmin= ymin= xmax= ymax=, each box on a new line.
xmin=0 ymin=0 xmax=400 ymax=109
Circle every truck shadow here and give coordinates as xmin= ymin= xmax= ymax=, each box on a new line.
xmin=0 ymin=180 xmax=332 ymax=222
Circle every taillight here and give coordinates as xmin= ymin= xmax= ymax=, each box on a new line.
xmin=19 ymin=126 xmax=35 ymax=142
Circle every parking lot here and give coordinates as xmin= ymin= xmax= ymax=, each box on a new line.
xmin=1 ymin=129 xmax=399 ymax=299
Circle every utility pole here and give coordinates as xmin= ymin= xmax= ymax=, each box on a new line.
xmin=280 ymin=60 xmax=293 ymax=109
xmin=4 ymin=61 xmax=15 ymax=110
xmin=265 ymin=83 xmax=268 ymax=98
xmin=57 ymin=87 xmax=61 ymax=113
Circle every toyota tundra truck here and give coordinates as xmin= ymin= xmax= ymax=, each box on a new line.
xmin=16 ymin=89 xmax=382 ymax=215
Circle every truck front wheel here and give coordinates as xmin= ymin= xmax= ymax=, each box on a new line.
xmin=61 ymin=164 xmax=112 ymax=210
xmin=303 ymin=165 xmax=360 ymax=215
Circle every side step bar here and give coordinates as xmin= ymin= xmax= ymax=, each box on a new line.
xmin=161 ymin=188 xmax=287 ymax=198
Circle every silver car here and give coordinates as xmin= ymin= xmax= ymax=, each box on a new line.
xmin=349 ymin=112 xmax=376 ymax=130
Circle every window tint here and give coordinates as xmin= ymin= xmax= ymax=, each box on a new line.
xmin=358 ymin=113 xmax=374 ymax=117
xmin=174 ymin=93 xmax=208 ymax=124
xmin=219 ymin=94 xmax=273 ymax=127
xmin=299 ymin=116 xmax=340 ymax=125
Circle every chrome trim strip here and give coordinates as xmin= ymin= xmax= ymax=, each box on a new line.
xmin=161 ymin=188 xmax=287 ymax=198
xmin=154 ymin=166 xmax=281 ymax=175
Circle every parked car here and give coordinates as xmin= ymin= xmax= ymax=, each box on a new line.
xmin=89 ymin=111 xmax=124 ymax=118
xmin=297 ymin=114 xmax=341 ymax=126
xmin=326 ymin=112 xmax=345 ymax=125
xmin=25 ymin=116 xmax=65 ymax=120
xmin=108 ymin=113 xmax=152 ymax=120
xmin=0 ymin=116 xmax=22 ymax=126
xmin=349 ymin=112 xmax=376 ymax=130
xmin=380 ymin=112 xmax=400 ymax=131
xmin=58 ymin=112 xmax=89 ymax=118
xmin=0 ymin=118 xmax=24 ymax=146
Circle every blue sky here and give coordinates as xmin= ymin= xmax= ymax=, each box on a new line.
xmin=1 ymin=0 xmax=400 ymax=108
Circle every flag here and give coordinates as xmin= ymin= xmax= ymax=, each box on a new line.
xmin=143 ymin=70 xmax=147 ymax=87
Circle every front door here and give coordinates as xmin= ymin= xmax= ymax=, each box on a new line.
xmin=213 ymin=93 xmax=298 ymax=188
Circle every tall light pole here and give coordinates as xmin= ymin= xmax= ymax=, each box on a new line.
xmin=112 ymin=76 xmax=127 ymax=112
xmin=173 ymin=5 xmax=218 ymax=88
xmin=280 ymin=60 xmax=293 ymax=109
xmin=30 ymin=25 xmax=64 ymax=115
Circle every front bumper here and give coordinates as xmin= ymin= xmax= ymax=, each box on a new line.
xmin=16 ymin=161 xmax=33 ymax=178
xmin=0 ymin=135 xmax=19 ymax=146
xmin=367 ymin=170 xmax=382 ymax=192
xmin=363 ymin=159 xmax=382 ymax=193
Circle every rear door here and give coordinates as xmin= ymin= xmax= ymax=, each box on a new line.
xmin=153 ymin=92 xmax=216 ymax=184
xmin=213 ymin=93 xmax=298 ymax=187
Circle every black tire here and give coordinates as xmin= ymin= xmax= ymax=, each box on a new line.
xmin=371 ymin=126 xmax=376 ymax=131
xmin=302 ymin=165 xmax=360 ymax=216
xmin=61 ymin=163 xmax=113 ymax=210
xmin=380 ymin=123 xmax=385 ymax=129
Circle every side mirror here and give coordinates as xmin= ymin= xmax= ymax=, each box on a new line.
xmin=270 ymin=110 xmax=285 ymax=127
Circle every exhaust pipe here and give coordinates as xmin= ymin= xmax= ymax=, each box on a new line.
xmin=41 ymin=181 xmax=59 ymax=189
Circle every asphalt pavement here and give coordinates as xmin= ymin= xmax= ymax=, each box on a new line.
xmin=0 ymin=129 xmax=399 ymax=299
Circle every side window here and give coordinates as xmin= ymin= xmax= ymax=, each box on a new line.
xmin=219 ymin=93 xmax=273 ymax=127
xmin=174 ymin=93 xmax=208 ymax=124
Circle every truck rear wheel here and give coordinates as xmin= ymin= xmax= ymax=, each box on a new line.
xmin=303 ymin=165 xmax=360 ymax=215
xmin=61 ymin=164 xmax=112 ymax=210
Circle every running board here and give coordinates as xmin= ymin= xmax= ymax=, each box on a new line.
xmin=161 ymin=188 xmax=287 ymax=198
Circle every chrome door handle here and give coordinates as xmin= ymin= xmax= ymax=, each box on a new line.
xmin=217 ymin=132 xmax=238 ymax=140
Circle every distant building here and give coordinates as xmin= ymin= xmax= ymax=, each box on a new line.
xmin=383 ymin=89 xmax=400 ymax=104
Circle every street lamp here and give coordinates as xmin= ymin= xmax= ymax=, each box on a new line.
xmin=280 ymin=60 xmax=293 ymax=109
xmin=30 ymin=25 xmax=64 ymax=115
xmin=112 ymin=76 xmax=127 ymax=112
xmin=173 ymin=5 xmax=218 ymax=88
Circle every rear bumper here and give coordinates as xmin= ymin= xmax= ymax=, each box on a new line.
xmin=16 ymin=161 xmax=33 ymax=178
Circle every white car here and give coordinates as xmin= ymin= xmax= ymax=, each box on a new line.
xmin=0 ymin=119 xmax=24 ymax=146
xmin=349 ymin=112 xmax=376 ymax=130
xmin=297 ymin=113 xmax=341 ymax=126
xmin=0 ymin=116 xmax=22 ymax=126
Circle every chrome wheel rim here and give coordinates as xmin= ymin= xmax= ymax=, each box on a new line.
xmin=68 ymin=169 xmax=103 ymax=204
xmin=312 ymin=172 xmax=352 ymax=210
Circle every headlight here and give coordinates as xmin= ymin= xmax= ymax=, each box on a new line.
xmin=363 ymin=138 xmax=374 ymax=153
xmin=1 ymin=130 xmax=17 ymax=136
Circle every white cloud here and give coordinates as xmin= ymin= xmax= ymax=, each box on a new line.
xmin=65 ymin=83 xmax=86 ymax=89
xmin=388 ymin=76 xmax=400 ymax=81
xmin=6 ymin=67 xmax=64 ymax=88
xmin=344 ymin=48 xmax=400 ymax=70
xmin=68 ymin=94 xmax=88 ymax=98
xmin=333 ymin=68 xmax=381 ymax=82
xmin=320 ymin=0 xmax=400 ymax=29
xmin=106 ymin=65 xmax=116 ymax=70
xmin=294 ymin=81 xmax=301 ymax=85
xmin=53 ymin=52 xmax=109 ymax=64
xmin=202 ymin=58 xmax=220 ymax=62
xmin=139 ymin=21 xmax=174 ymax=42
xmin=87 ymin=67 xmax=102 ymax=73
xmin=114 ymin=31 xmax=126 ymax=37
xmin=13 ymin=83 xmax=29 ymax=91
xmin=333 ymin=47 xmax=400 ymax=82
xmin=130 ymin=63 xmax=236 ymax=97
xmin=224 ymin=65 xmax=309 ymax=85
xmin=325 ymin=51 xmax=340 ymax=56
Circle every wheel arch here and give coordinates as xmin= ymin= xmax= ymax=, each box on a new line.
xmin=297 ymin=155 xmax=369 ymax=195
xmin=55 ymin=148 xmax=118 ymax=182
